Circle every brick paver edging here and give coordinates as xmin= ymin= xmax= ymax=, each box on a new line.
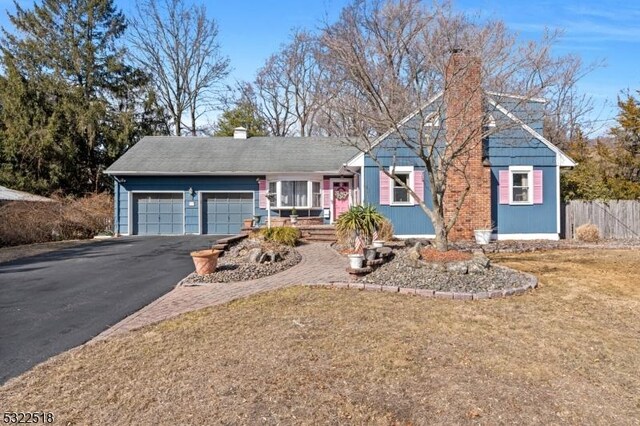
xmin=307 ymin=266 xmax=538 ymax=301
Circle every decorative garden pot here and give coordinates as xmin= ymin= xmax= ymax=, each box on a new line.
xmin=474 ymin=229 xmax=492 ymax=245
xmin=190 ymin=249 xmax=221 ymax=275
xmin=243 ymin=218 xmax=254 ymax=229
xmin=290 ymin=215 xmax=298 ymax=225
xmin=348 ymin=254 xmax=364 ymax=269
xmin=253 ymin=215 xmax=262 ymax=226
xmin=372 ymin=240 xmax=385 ymax=248
xmin=364 ymin=247 xmax=378 ymax=261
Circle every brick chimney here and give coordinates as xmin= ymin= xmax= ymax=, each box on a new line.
xmin=443 ymin=50 xmax=491 ymax=241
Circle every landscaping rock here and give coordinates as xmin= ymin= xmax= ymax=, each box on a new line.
xmin=467 ymin=262 xmax=487 ymax=274
xmin=377 ymin=246 xmax=393 ymax=258
xmin=247 ymin=248 xmax=263 ymax=263
xmin=472 ymin=254 xmax=491 ymax=269
xmin=446 ymin=261 xmax=468 ymax=274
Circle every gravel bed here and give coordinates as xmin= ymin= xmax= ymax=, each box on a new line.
xmin=357 ymin=248 xmax=529 ymax=292
xmin=390 ymin=238 xmax=640 ymax=253
xmin=182 ymin=239 xmax=302 ymax=285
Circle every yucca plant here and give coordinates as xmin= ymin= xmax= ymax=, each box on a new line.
xmin=335 ymin=205 xmax=386 ymax=248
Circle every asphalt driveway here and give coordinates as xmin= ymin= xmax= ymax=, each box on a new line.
xmin=0 ymin=235 xmax=226 ymax=384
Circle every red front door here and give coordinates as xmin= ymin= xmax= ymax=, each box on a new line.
xmin=333 ymin=181 xmax=351 ymax=220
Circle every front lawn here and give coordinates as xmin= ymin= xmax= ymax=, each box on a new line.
xmin=1 ymin=249 xmax=639 ymax=424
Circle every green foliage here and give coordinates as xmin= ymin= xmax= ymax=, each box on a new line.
xmin=561 ymin=121 xmax=640 ymax=200
xmin=0 ymin=0 xmax=168 ymax=195
xmin=260 ymin=226 xmax=301 ymax=246
xmin=214 ymin=102 xmax=267 ymax=137
xmin=335 ymin=204 xmax=386 ymax=248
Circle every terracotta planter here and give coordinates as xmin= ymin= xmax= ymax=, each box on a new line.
xmin=190 ymin=249 xmax=221 ymax=275
xmin=243 ymin=218 xmax=253 ymax=229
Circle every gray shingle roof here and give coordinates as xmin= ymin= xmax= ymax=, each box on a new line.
xmin=0 ymin=186 xmax=54 ymax=202
xmin=105 ymin=136 xmax=361 ymax=175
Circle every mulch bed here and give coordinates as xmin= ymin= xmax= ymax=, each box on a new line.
xmin=420 ymin=247 xmax=472 ymax=262
xmin=182 ymin=239 xmax=301 ymax=284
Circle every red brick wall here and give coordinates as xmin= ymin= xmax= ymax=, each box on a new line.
xmin=443 ymin=52 xmax=491 ymax=241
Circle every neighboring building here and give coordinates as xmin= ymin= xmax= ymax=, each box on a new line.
xmin=106 ymin=53 xmax=574 ymax=240
xmin=0 ymin=186 xmax=54 ymax=204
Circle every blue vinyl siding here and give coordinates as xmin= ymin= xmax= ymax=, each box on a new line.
xmin=363 ymin=163 xmax=434 ymax=236
xmin=490 ymin=166 xmax=557 ymax=234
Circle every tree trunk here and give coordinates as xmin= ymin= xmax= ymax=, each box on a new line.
xmin=190 ymin=104 xmax=197 ymax=136
xmin=432 ymin=214 xmax=449 ymax=251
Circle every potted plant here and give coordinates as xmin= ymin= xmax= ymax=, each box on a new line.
xmin=190 ymin=249 xmax=221 ymax=275
xmin=474 ymin=222 xmax=494 ymax=245
xmin=289 ymin=208 xmax=298 ymax=224
xmin=335 ymin=204 xmax=385 ymax=249
xmin=243 ymin=218 xmax=254 ymax=229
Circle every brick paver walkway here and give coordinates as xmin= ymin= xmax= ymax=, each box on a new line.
xmin=94 ymin=243 xmax=349 ymax=341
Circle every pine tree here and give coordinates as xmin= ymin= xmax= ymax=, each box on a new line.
xmin=214 ymin=102 xmax=268 ymax=137
xmin=0 ymin=0 xmax=167 ymax=195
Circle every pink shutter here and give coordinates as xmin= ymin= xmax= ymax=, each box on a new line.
xmin=258 ymin=179 xmax=267 ymax=208
xmin=533 ymin=170 xmax=543 ymax=204
xmin=412 ymin=171 xmax=424 ymax=204
xmin=379 ymin=171 xmax=390 ymax=205
xmin=323 ymin=179 xmax=331 ymax=207
xmin=499 ymin=170 xmax=509 ymax=204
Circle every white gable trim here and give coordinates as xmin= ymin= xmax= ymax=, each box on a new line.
xmin=487 ymin=97 xmax=576 ymax=167
xmin=485 ymin=91 xmax=547 ymax=103
xmin=346 ymin=93 xmax=444 ymax=167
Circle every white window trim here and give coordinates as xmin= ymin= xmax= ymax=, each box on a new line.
xmin=267 ymin=179 xmax=322 ymax=209
xmin=389 ymin=166 xmax=414 ymax=206
xmin=509 ymin=165 xmax=533 ymax=205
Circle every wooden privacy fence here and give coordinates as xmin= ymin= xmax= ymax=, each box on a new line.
xmin=562 ymin=200 xmax=640 ymax=239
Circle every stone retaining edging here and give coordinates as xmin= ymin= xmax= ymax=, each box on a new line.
xmin=309 ymin=266 xmax=538 ymax=301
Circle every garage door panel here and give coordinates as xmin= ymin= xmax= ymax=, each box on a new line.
xmin=203 ymin=192 xmax=253 ymax=235
xmin=133 ymin=193 xmax=183 ymax=235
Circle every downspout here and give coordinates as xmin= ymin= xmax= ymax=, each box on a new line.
xmin=113 ymin=176 xmax=121 ymax=236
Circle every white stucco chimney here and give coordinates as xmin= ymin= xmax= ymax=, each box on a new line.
xmin=233 ymin=127 xmax=247 ymax=139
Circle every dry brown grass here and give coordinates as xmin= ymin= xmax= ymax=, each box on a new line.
xmin=1 ymin=249 xmax=640 ymax=424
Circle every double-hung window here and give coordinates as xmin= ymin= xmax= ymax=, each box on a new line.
xmin=390 ymin=166 xmax=414 ymax=205
xmin=509 ymin=166 xmax=533 ymax=205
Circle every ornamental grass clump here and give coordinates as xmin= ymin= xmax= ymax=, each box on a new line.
xmin=575 ymin=223 xmax=600 ymax=242
xmin=335 ymin=205 xmax=388 ymax=249
xmin=260 ymin=226 xmax=301 ymax=246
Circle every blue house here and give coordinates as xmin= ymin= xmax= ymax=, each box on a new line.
xmin=106 ymin=54 xmax=575 ymax=240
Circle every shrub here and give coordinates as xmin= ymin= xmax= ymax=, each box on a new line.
xmin=0 ymin=193 xmax=113 ymax=247
xmin=575 ymin=223 xmax=600 ymax=242
xmin=376 ymin=218 xmax=394 ymax=241
xmin=260 ymin=226 xmax=301 ymax=246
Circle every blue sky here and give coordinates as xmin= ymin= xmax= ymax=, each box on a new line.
xmin=1 ymin=0 xmax=638 ymax=135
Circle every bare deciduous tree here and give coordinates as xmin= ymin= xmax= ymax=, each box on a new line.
xmin=252 ymin=30 xmax=327 ymax=136
xmin=319 ymin=0 xmax=589 ymax=250
xmin=129 ymin=0 xmax=229 ymax=136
